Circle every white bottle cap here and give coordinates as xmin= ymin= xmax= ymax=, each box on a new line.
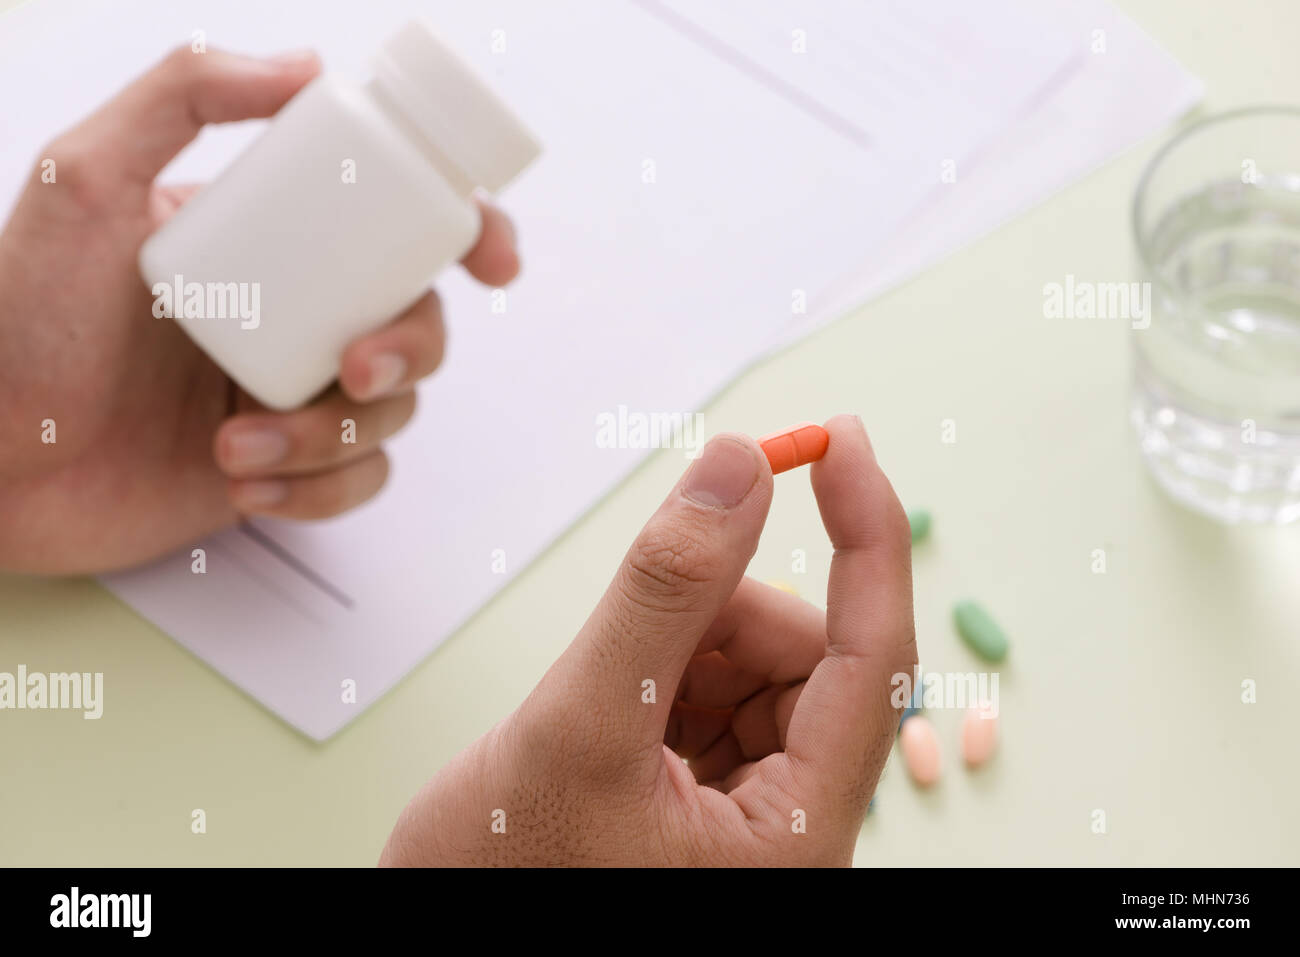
xmin=372 ymin=19 xmax=541 ymax=192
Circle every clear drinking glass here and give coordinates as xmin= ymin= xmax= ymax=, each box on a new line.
xmin=1132 ymin=106 xmax=1300 ymax=524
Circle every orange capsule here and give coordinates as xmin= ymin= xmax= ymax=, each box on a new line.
xmin=757 ymin=422 xmax=830 ymax=475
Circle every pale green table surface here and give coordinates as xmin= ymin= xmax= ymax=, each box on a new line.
xmin=3 ymin=0 xmax=1298 ymax=867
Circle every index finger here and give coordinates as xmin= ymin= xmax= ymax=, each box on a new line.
xmin=739 ymin=414 xmax=915 ymax=830
xmin=460 ymin=196 xmax=520 ymax=286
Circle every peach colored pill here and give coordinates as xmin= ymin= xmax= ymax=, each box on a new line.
xmin=899 ymin=713 xmax=941 ymax=787
xmin=757 ymin=422 xmax=830 ymax=475
xmin=962 ymin=702 xmax=999 ymax=768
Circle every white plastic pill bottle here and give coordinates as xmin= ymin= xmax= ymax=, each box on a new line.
xmin=140 ymin=19 xmax=541 ymax=410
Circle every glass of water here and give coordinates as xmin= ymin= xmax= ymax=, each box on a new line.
xmin=1132 ymin=106 xmax=1300 ymax=524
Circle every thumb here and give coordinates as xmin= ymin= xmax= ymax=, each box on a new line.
xmin=41 ymin=46 xmax=320 ymax=208
xmin=539 ymin=434 xmax=773 ymax=765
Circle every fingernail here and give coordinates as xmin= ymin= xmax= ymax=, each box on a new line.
xmin=683 ymin=436 xmax=759 ymax=509
xmin=231 ymin=479 xmax=287 ymax=510
xmin=223 ymin=428 xmax=289 ymax=472
xmin=267 ymin=49 xmax=319 ymax=66
xmin=363 ymin=353 xmax=407 ymax=399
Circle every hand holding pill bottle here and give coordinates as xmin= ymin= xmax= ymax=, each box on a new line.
xmin=0 ymin=39 xmax=524 ymax=573
xmin=383 ymin=416 xmax=917 ymax=866
xmin=140 ymin=19 xmax=541 ymax=411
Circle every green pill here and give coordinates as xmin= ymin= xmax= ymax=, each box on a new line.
xmin=907 ymin=508 xmax=931 ymax=543
xmin=953 ymin=600 xmax=1009 ymax=662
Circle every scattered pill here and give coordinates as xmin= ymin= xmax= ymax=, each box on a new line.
xmin=898 ymin=713 xmax=941 ymax=787
xmin=962 ymin=702 xmax=999 ymax=768
xmin=953 ymin=600 xmax=1009 ymax=662
xmin=757 ymin=422 xmax=829 ymax=475
xmin=765 ymin=579 xmax=800 ymax=596
xmin=906 ymin=508 xmax=931 ymax=543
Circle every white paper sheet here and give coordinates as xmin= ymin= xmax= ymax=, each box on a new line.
xmin=0 ymin=0 xmax=1192 ymax=739
xmin=765 ymin=0 xmax=1204 ymax=352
